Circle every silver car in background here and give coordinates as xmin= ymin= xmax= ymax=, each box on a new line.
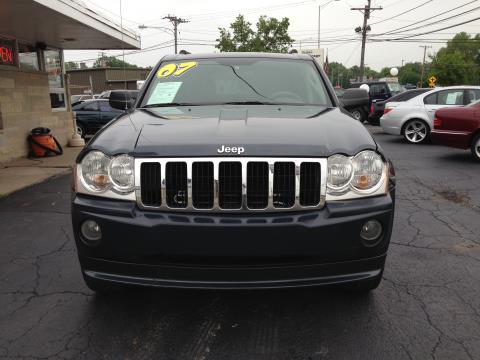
xmin=380 ymin=86 xmax=480 ymax=143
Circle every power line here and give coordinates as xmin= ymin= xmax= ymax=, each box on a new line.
xmin=379 ymin=5 xmax=480 ymax=36
xmin=369 ymin=0 xmax=434 ymax=25
xmin=375 ymin=0 xmax=479 ymax=36
xmin=380 ymin=16 xmax=480 ymax=41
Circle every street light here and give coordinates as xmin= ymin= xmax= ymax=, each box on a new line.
xmin=138 ymin=24 xmax=174 ymax=35
xmin=138 ymin=24 xmax=176 ymax=52
xmin=318 ymin=0 xmax=340 ymax=49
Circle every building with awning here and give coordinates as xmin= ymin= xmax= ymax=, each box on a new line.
xmin=0 ymin=0 xmax=140 ymax=162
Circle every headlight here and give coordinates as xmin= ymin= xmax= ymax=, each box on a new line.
xmin=77 ymin=151 xmax=135 ymax=200
xmin=80 ymin=151 xmax=110 ymax=192
xmin=108 ymin=154 xmax=135 ymax=193
xmin=327 ymin=154 xmax=353 ymax=193
xmin=327 ymin=150 xmax=387 ymax=200
xmin=351 ymin=151 xmax=384 ymax=191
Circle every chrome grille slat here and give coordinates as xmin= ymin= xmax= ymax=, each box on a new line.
xmin=135 ymin=158 xmax=327 ymax=212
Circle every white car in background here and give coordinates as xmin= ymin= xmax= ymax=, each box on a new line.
xmin=380 ymin=86 xmax=480 ymax=143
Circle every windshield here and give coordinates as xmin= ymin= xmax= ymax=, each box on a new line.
xmin=141 ymin=58 xmax=331 ymax=107
xmin=387 ymin=82 xmax=403 ymax=94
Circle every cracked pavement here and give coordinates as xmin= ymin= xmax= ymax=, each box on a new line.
xmin=0 ymin=126 xmax=479 ymax=359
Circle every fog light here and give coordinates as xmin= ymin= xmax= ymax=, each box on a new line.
xmin=360 ymin=220 xmax=382 ymax=245
xmin=81 ymin=220 xmax=102 ymax=243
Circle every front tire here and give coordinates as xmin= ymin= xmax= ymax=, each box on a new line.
xmin=471 ymin=133 xmax=480 ymax=162
xmin=403 ymin=119 xmax=430 ymax=144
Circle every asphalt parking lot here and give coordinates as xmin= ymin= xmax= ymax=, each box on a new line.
xmin=1 ymin=125 xmax=479 ymax=360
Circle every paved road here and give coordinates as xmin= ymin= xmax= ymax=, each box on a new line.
xmin=1 ymin=126 xmax=479 ymax=360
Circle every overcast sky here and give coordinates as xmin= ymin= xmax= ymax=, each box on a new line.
xmin=64 ymin=0 xmax=480 ymax=71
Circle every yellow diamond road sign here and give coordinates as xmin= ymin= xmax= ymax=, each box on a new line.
xmin=428 ymin=75 xmax=437 ymax=88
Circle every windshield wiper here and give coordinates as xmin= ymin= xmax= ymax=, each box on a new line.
xmin=220 ymin=101 xmax=281 ymax=105
xmin=141 ymin=102 xmax=205 ymax=108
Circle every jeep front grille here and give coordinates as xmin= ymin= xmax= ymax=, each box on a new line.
xmin=136 ymin=158 xmax=327 ymax=212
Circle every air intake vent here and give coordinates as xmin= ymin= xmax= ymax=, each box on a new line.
xmin=166 ymin=162 xmax=187 ymax=208
xmin=138 ymin=158 xmax=325 ymax=212
xmin=219 ymin=162 xmax=242 ymax=209
xmin=300 ymin=162 xmax=321 ymax=206
xmin=192 ymin=162 xmax=214 ymax=209
xmin=273 ymin=162 xmax=295 ymax=208
xmin=140 ymin=162 xmax=161 ymax=207
xmin=247 ymin=162 xmax=269 ymax=209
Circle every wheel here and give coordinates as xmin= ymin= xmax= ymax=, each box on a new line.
xmin=76 ymin=123 xmax=85 ymax=138
xmin=350 ymin=108 xmax=366 ymax=122
xmin=471 ymin=133 xmax=480 ymax=162
xmin=403 ymin=119 xmax=430 ymax=144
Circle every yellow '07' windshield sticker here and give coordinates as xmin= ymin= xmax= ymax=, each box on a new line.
xmin=157 ymin=61 xmax=198 ymax=78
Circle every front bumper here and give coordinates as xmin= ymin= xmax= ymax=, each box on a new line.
xmin=72 ymin=190 xmax=395 ymax=289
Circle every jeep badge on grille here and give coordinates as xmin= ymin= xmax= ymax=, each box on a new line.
xmin=217 ymin=145 xmax=245 ymax=155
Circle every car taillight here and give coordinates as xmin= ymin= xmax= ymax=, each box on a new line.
xmin=384 ymin=107 xmax=393 ymax=115
xmin=370 ymin=104 xmax=374 ymax=113
xmin=434 ymin=116 xmax=442 ymax=129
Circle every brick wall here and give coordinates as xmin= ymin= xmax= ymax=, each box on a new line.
xmin=0 ymin=67 xmax=73 ymax=163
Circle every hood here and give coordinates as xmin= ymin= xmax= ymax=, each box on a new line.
xmin=83 ymin=106 xmax=376 ymax=159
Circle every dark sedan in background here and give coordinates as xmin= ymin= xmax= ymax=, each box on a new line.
xmin=431 ymin=99 xmax=480 ymax=161
xmin=73 ymin=99 xmax=124 ymax=137
xmin=368 ymin=88 xmax=430 ymax=125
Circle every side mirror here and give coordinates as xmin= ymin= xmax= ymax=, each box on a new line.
xmin=109 ymin=91 xmax=135 ymax=111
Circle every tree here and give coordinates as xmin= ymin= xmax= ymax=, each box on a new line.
xmin=398 ymin=62 xmax=423 ymax=86
xmin=216 ymin=15 xmax=294 ymax=53
xmin=93 ymin=56 xmax=138 ymax=68
xmin=65 ymin=61 xmax=79 ymax=71
xmin=429 ymin=32 xmax=480 ymax=86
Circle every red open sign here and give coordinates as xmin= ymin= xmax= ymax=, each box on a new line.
xmin=0 ymin=38 xmax=17 ymax=66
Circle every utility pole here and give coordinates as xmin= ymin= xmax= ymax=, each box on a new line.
xmin=163 ymin=15 xmax=188 ymax=54
xmin=351 ymin=0 xmax=382 ymax=81
xmin=419 ymin=45 xmax=432 ymax=88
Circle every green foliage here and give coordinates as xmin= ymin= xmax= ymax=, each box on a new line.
xmin=216 ymin=15 xmax=294 ymax=53
xmin=327 ymin=63 xmax=381 ymax=87
xmin=65 ymin=61 xmax=79 ymax=71
xmin=429 ymin=32 xmax=480 ymax=86
xmin=398 ymin=62 xmax=424 ymax=87
xmin=93 ymin=56 xmax=138 ymax=68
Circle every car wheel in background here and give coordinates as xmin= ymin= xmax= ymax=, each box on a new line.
xmin=403 ymin=119 xmax=429 ymax=144
xmin=471 ymin=133 xmax=480 ymax=162
xmin=350 ymin=108 xmax=365 ymax=122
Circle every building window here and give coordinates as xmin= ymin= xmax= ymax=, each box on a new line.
xmin=44 ymin=48 xmax=66 ymax=110
xmin=18 ymin=43 xmax=39 ymax=71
